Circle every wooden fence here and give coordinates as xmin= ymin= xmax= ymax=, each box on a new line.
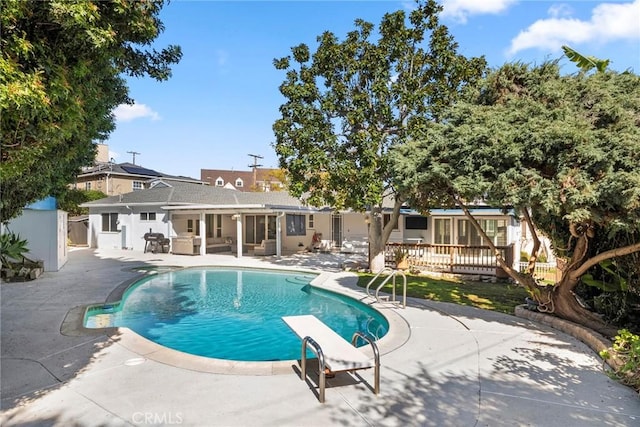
xmin=384 ymin=242 xmax=515 ymax=277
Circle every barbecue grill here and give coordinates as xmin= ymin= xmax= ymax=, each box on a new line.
xmin=143 ymin=232 xmax=170 ymax=253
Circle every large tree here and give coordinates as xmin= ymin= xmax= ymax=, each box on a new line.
xmin=393 ymin=61 xmax=640 ymax=335
xmin=272 ymin=0 xmax=485 ymax=271
xmin=1 ymin=0 xmax=181 ymax=222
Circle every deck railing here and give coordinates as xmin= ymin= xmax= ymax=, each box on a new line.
xmin=384 ymin=242 xmax=514 ymax=276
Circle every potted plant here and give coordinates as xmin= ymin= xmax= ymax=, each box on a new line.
xmin=393 ymin=247 xmax=409 ymax=270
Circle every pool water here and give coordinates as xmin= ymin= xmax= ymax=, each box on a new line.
xmin=85 ymin=267 xmax=388 ymax=361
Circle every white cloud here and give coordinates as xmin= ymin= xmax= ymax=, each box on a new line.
xmin=113 ymin=103 xmax=160 ymax=122
xmin=547 ymin=3 xmax=573 ymax=19
xmin=508 ymin=0 xmax=640 ymax=55
xmin=440 ymin=0 xmax=517 ymax=23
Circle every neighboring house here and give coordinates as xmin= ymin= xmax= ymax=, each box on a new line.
xmin=81 ymin=181 xmax=528 ymax=276
xmin=74 ymin=162 xmax=205 ymax=196
xmin=201 ymin=168 xmax=284 ymax=192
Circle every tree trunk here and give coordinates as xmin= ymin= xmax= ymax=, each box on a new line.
xmin=370 ymin=249 xmax=386 ymax=273
xmin=368 ymin=218 xmax=386 ymax=273
xmin=366 ymin=199 xmax=404 ymax=273
xmin=456 ymin=197 xmax=636 ymax=337
xmin=551 ymin=270 xmax=617 ymax=338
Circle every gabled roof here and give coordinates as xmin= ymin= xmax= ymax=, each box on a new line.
xmin=200 ymin=168 xmax=283 ymax=191
xmin=202 ymin=170 xmax=253 ymax=185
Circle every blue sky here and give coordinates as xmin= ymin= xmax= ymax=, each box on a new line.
xmin=107 ymin=0 xmax=640 ymax=179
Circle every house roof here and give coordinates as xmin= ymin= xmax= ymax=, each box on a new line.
xmin=200 ymin=168 xmax=283 ymax=191
xmin=78 ymin=162 xmax=204 ymax=184
xmin=202 ymin=169 xmax=253 ymax=185
xmin=81 ymin=180 xmax=315 ymax=212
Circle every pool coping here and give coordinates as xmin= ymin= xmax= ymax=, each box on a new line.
xmin=61 ymin=266 xmax=411 ymax=375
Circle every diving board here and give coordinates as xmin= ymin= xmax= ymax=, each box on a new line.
xmin=282 ymin=314 xmax=380 ymax=403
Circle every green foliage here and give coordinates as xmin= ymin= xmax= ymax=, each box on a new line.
xmin=581 ymin=259 xmax=629 ymax=292
xmin=562 ymin=45 xmax=610 ymax=73
xmin=521 ymin=251 xmax=547 ymax=263
xmin=592 ymin=291 xmax=639 ymax=327
xmin=0 ymin=0 xmax=181 ymax=222
xmin=272 ymin=0 xmax=485 ymax=213
xmin=393 ymin=61 xmax=640 ymax=276
xmin=392 ymin=246 xmax=408 ymax=263
xmin=0 ymin=231 xmax=29 ymax=269
xmin=599 ymin=329 xmax=640 ymax=392
xmin=390 ymin=56 xmax=640 ymax=333
xmin=58 ymin=189 xmax=107 ymax=216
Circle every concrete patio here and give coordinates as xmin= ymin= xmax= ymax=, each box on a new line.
xmin=1 ymin=248 xmax=639 ymax=426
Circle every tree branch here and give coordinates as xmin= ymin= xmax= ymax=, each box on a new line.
xmin=571 ymin=241 xmax=640 ymax=279
xmin=453 ymin=194 xmax=519 ymax=277
xmin=382 ymin=197 xmax=405 ymax=243
xmin=522 ymin=208 xmax=541 ymax=275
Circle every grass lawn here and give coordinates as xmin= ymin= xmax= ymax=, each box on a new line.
xmin=356 ymin=272 xmax=529 ymax=314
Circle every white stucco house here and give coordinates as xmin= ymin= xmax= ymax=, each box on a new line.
xmin=82 ymin=180 xmax=528 ymax=275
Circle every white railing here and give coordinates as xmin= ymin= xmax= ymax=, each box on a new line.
xmin=518 ymin=262 xmax=557 ymax=282
xmin=385 ymin=243 xmax=515 ymax=276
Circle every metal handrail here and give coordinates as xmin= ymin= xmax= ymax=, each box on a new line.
xmin=300 ymin=332 xmax=380 ymax=403
xmin=352 ymin=332 xmax=380 ymax=395
xmin=365 ymin=268 xmax=407 ymax=308
xmin=301 ymin=336 xmax=327 ymax=403
xmin=365 ymin=267 xmax=394 ymax=297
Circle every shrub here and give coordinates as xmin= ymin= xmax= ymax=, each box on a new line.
xmin=600 ymin=329 xmax=640 ymax=393
xmin=0 ymin=231 xmax=29 ymax=268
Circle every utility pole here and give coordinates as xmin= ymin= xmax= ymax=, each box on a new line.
xmin=248 ymin=154 xmax=263 ymax=190
xmin=127 ymin=151 xmax=141 ymax=165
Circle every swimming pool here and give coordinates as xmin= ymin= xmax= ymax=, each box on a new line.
xmin=84 ymin=267 xmax=388 ymax=361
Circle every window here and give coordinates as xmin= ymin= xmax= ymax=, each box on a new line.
xmin=286 ymin=214 xmax=306 ymax=236
xmin=383 ymin=214 xmax=399 ymax=230
xmin=457 ymin=219 xmax=482 ymax=246
xmin=216 ymin=214 xmax=222 ymax=238
xmin=85 ymin=182 xmax=91 ymax=190
xmin=235 ymin=178 xmax=243 ymax=187
xmin=215 ymin=178 xmax=224 ymax=186
xmin=433 ymin=219 xmax=451 ymax=244
xmin=308 ymin=214 xmax=314 ymax=229
xmin=244 ymin=215 xmax=264 ymax=243
xmin=405 ymin=216 xmax=427 ymax=230
xmin=140 ymin=212 xmax=156 ymax=221
xmin=267 ymin=215 xmax=276 ymax=239
xmin=132 ymin=181 xmax=144 ymax=191
xmin=457 ymin=219 xmax=507 ymax=246
xmin=206 ymin=214 xmax=214 ymax=238
xmin=244 ymin=215 xmax=277 ymax=244
xmin=187 ymin=219 xmax=200 ymax=235
xmin=101 ymin=213 xmax=118 ymax=232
